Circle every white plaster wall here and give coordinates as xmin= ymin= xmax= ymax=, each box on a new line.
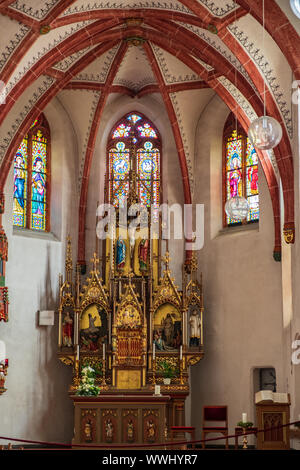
xmin=0 ymin=98 xmax=78 ymax=445
xmin=289 ymin=85 xmax=300 ymax=449
xmin=191 ymin=95 xmax=284 ymax=445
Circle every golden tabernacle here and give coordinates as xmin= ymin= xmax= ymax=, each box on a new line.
xmin=57 ymin=130 xmax=204 ymax=448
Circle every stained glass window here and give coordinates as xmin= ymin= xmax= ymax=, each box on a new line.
xmin=107 ymin=113 xmax=161 ymax=209
xmin=13 ymin=115 xmax=50 ymax=231
xmin=224 ymin=114 xmax=259 ymax=226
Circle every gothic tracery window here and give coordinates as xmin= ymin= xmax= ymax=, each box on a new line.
xmin=107 ymin=112 xmax=161 ymax=209
xmin=13 ymin=115 xmax=50 ymax=231
xmin=223 ymin=113 xmax=259 ymax=226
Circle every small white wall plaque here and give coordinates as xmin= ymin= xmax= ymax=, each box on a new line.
xmin=39 ymin=310 xmax=55 ymax=326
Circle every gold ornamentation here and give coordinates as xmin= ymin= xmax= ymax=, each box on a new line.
xmin=115 ymin=281 xmax=143 ymax=329
xmin=152 ymin=253 xmax=182 ymax=312
xmin=122 ymin=409 xmax=138 ymax=417
xmin=186 ymin=355 xmax=203 ymax=366
xmin=40 ymin=25 xmax=51 ymax=35
xmin=143 ymin=410 xmax=159 ymax=417
xmin=102 ymin=409 xmax=117 ymax=417
xmin=79 ymin=253 xmax=109 ymax=311
xmin=58 ymin=355 xmax=74 ymax=367
xmin=125 ymin=18 xmax=143 ymax=27
xmin=283 ymin=227 xmax=294 ymax=244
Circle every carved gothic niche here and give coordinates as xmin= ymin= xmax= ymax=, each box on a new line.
xmin=143 ymin=410 xmax=159 ymax=443
xmin=152 ymin=254 xmax=182 ymax=352
xmin=79 ymin=254 xmax=110 ymax=353
xmin=122 ymin=409 xmax=138 ymax=443
xmin=102 ymin=409 xmax=117 ymax=443
xmin=114 ymin=279 xmax=144 ymax=366
xmin=0 ymin=192 xmax=8 ymax=322
xmin=185 ymin=281 xmax=203 ymax=350
xmin=0 ymin=340 xmax=8 ymax=395
xmin=80 ymin=409 xmax=97 ymax=443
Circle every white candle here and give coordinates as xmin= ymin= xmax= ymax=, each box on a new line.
xmin=242 ymin=413 xmax=247 ymax=423
xmin=153 ymin=342 xmax=155 ymax=360
xmin=155 ymin=385 xmax=161 ymax=395
xmin=103 ymin=343 xmax=105 ymax=360
xmin=76 ymin=345 xmax=79 ymax=361
xmin=180 ymin=345 xmax=182 ymax=361
xmin=0 ymin=341 xmax=6 ymax=362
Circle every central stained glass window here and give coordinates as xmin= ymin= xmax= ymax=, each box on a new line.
xmin=107 ymin=113 xmax=161 ymax=209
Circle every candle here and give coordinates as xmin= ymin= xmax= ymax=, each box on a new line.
xmin=180 ymin=345 xmax=182 ymax=361
xmin=242 ymin=413 xmax=247 ymax=423
xmin=103 ymin=343 xmax=105 ymax=360
xmin=153 ymin=342 xmax=155 ymax=360
xmin=76 ymin=345 xmax=79 ymax=361
xmin=155 ymin=385 xmax=161 ymax=395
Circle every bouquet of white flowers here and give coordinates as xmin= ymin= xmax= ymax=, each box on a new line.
xmin=76 ymin=366 xmax=100 ymax=396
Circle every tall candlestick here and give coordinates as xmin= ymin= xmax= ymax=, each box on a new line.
xmin=242 ymin=413 xmax=247 ymax=423
xmin=180 ymin=345 xmax=182 ymax=361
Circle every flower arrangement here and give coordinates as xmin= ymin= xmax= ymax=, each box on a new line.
xmin=76 ymin=366 xmax=100 ymax=396
xmin=237 ymin=421 xmax=254 ymax=429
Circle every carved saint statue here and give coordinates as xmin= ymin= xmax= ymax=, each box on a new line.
xmin=146 ymin=419 xmax=156 ymax=442
xmin=138 ymin=238 xmax=149 ymax=272
xmin=127 ymin=419 xmax=134 ymax=442
xmin=189 ymin=307 xmax=201 ymax=347
xmin=84 ymin=419 xmax=93 ymax=442
xmin=62 ymin=311 xmax=73 ymax=347
xmin=105 ymin=419 xmax=114 ymax=442
xmin=162 ymin=313 xmax=174 ymax=347
xmin=116 ymin=235 xmax=126 ymax=270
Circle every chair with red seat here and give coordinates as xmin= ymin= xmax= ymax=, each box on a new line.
xmin=202 ymin=406 xmax=228 ymax=449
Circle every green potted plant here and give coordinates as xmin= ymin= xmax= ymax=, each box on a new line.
xmin=159 ymin=360 xmax=178 ymax=385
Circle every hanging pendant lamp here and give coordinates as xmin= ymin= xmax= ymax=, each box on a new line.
xmin=248 ymin=0 xmax=282 ymax=150
xmin=225 ymin=8 xmax=249 ymax=222
xmin=225 ymin=196 xmax=249 ymax=221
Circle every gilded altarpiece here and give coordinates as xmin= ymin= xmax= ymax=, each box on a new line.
xmin=57 ymin=114 xmax=204 ymax=447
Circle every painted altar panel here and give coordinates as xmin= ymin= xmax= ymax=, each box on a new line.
xmin=153 ymin=303 xmax=182 ymax=351
xmin=80 ymin=303 xmax=108 ymax=352
xmin=117 ymin=370 xmax=141 ymax=389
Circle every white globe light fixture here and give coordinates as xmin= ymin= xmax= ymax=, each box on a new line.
xmin=247 ymin=0 xmax=282 ymax=151
xmin=248 ymin=116 xmax=283 ymax=150
xmin=225 ymin=196 xmax=249 ymax=221
xmin=290 ymin=0 xmax=300 ymax=18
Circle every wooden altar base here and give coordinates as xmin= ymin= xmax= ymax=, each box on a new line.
xmin=72 ymin=393 xmax=186 ymax=449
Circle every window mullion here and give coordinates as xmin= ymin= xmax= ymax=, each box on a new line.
xmin=26 ymin=134 xmax=33 ymax=229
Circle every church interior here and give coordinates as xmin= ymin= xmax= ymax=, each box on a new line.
xmin=0 ymin=0 xmax=299 ymax=452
